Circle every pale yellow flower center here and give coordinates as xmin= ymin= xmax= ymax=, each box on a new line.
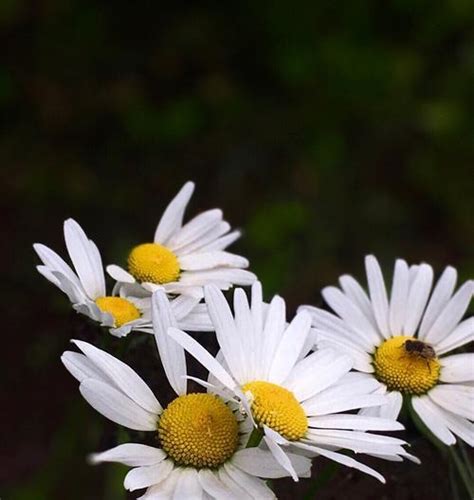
xmin=127 ymin=243 xmax=180 ymax=284
xmin=95 ymin=296 xmax=140 ymax=327
xmin=158 ymin=393 xmax=239 ymax=468
xmin=243 ymin=381 xmax=308 ymax=441
xmin=373 ymin=335 xmax=440 ymax=395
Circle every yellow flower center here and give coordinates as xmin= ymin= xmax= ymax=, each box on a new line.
xmin=95 ymin=296 xmax=141 ymax=327
xmin=243 ymin=381 xmax=308 ymax=441
xmin=158 ymin=393 xmax=239 ymax=468
xmin=127 ymin=243 xmax=180 ymax=284
xmin=373 ymin=336 xmax=440 ymax=395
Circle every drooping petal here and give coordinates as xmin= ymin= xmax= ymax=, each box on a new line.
xmin=89 ymin=443 xmax=167 ymax=466
xmin=411 ymin=396 xmax=456 ymax=445
xmin=124 ymin=460 xmax=174 ymax=491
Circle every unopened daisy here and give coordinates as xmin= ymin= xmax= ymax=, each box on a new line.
xmin=34 ymin=219 xmax=211 ymax=337
xmin=299 ymin=255 xmax=474 ymax=447
xmin=168 ymin=282 xmax=410 ymax=483
xmin=61 ymin=291 xmax=311 ymax=498
xmin=106 ymin=181 xmax=256 ymax=298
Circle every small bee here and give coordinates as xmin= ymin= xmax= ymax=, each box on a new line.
xmin=403 ymin=339 xmax=436 ymax=372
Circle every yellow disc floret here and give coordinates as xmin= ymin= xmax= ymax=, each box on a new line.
xmin=127 ymin=243 xmax=180 ymax=284
xmin=95 ymin=296 xmax=140 ymax=327
xmin=243 ymin=381 xmax=307 ymax=441
xmin=158 ymin=393 xmax=239 ymax=468
xmin=373 ymin=335 xmax=440 ymax=395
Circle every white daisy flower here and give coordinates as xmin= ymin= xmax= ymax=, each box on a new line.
xmin=167 ymin=282 xmax=411 ymax=484
xmin=34 ymin=218 xmax=211 ymax=337
xmin=61 ymin=291 xmax=311 ymax=499
xmin=106 ymin=181 xmax=256 ymax=298
xmin=299 ymin=255 xmax=474 ymax=447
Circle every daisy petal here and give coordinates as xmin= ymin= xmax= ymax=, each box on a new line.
xmin=169 ymin=209 xmax=222 ymax=251
xmin=261 ymin=295 xmax=286 ymax=378
xmin=365 ymin=255 xmax=390 ymax=338
xmin=223 ymin=462 xmax=275 ymax=499
xmin=61 ymin=351 xmax=110 ymax=384
xmin=389 ymin=259 xmax=409 ymax=336
xmin=63 ymin=219 xmax=106 ymax=299
xmin=295 ymin=442 xmax=385 ymax=483
xmin=431 ymin=408 xmax=474 ymax=447
xmin=199 ymin=470 xmax=243 ymax=500
xmin=440 ymin=353 xmax=474 ymax=383
xmin=89 ymin=443 xmax=167 ymax=466
xmin=106 ymin=264 xmax=135 ymax=283
xmin=308 ymin=414 xmax=403 ymax=431
xmin=403 ymin=264 xmax=433 ymax=336
xmin=428 ymin=385 xmax=474 ymax=420
xmin=232 ymin=448 xmax=311 ymax=479
xmin=72 ymin=340 xmax=161 ymax=414
xmin=268 ymin=311 xmax=312 ymax=384
xmin=167 ymin=327 xmax=237 ymax=391
xmin=339 ymin=274 xmax=376 ymax=328
xmin=436 ymin=318 xmax=474 ymax=355
xmin=418 ymin=266 xmax=457 ymax=340
xmin=263 ymin=429 xmax=298 ymax=481
xmin=154 ymin=181 xmax=195 ymax=244
xmin=200 ymin=230 xmax=241 ymax=252
xmin=152 ymin=291 xmax=187 ymax=396
xmin=179 ymin=251 xmax=248 ymax=271
xmin=124 ymin=460 xmax=174 ymax=491
xmin=79 ymin=379 xmax=157 ymax=431
xmin=411 ymin=396 xmax=456 ymax=445
xmin=172 ymin=468 xmax=202 ymax=499
xmin=424 ymin=280 xmax=473 ymax=345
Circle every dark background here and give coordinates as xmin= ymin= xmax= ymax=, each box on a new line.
xmin=1 ymin=1 xmax=473 ymax=499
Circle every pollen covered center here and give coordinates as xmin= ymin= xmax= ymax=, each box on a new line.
xmin=243 ymin=381 xmax=307 ymax=441
xmin=127 ymin=243 xmax=180 ymax=284
xmin=158 ymin=393 xmax=239 ymax=468
xmin=95 ymin=296 xmax=140 ymax=327
xmin=373 ymin=335 xmax=440 ymax=395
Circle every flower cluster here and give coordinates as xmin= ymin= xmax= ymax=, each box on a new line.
xmin=35 ymin=181 xmax=473 ymax=499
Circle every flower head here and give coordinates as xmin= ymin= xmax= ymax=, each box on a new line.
xmin=107 ymin=181 xmax=256 ymax=298
xmin=300 ymin=255 xmax=474 ymax=447
xmin=168 ymin=282 xmax=411 ymax=483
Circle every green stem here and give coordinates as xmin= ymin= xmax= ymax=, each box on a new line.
xmin=246 ymin=428 xmax=264 ymax=448
xmin=303 ymin=462 xmax=338 ymax=500
xmin=448 ymin=446 xmax=474 ymax=499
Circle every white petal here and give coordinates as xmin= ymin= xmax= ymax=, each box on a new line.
xmin=172 ymin=468 xmax=202 ymax=500
xmin=79 ymin=379 xmax=157 ymax=431
xmin=137 ymin=469 xmax=180 ymax=499
xmin=284 ymin=349 xmax=352 ymax=401
xmin=261 ymin=295 xmax=286 ymax=378
xmin=154 ymin=181 xmax=194 ymax=244
xmin=179 ymin=251 xmax=248 ymax=271
xmin=295 ymin=442 xmax=386 ymax=483
xmin=200 ymin=230 xmax=241 ymax=252
xmin=339 ymin=274 xmax=377 ymax=328
xmin=223 ymin=462 xmax=275 ymax=499
xmin=232 ymin=448 xmax=311 ymax=479
xmin=198 ymin=469 xmax=242 ymax=500
xmin=309 ymin=414 xmax=404 ymax=431
xmin=411 ymin=396 xmax=456 ymax=445
xmin=268 ymin=311 xmax=312 ymax=384
xmin=179 ymin=268 xmax=256 ymax=287
xmin=204 ymin=285 xmax=247 ymax=381
xmin=90 ymin=443 xmax=167 ymax=466
xmin=169 ymin=209 xmax=222 ymax=251
xmin=106 ymin=264 xmax=136 ymax=283
xmin=303 ymin=390 xmax=387 ymax=416
xmin=263 ymin=429 xmax=298 ymax=481
xmin=124 ymin=460 xmax=174 ymax=491
xmin=365 ymin=255 xmax=391 ymax=338
xmin=376 ymin=391 xmax=403 ymax=420
xmin=169 ymin=295 xmax=200 ymax=320
xmin=217 ymin=469 xmax=254 ymax=500
xmin=152 ymin=291 xmax=187 ymax=396
xmin=440 ymin=353 xmax=474 ymax=383
xmin=428 ymin=384 xmax=474 ymax=420
xmin=430 ymin=407 xmax=474 ymax=446
xmin=301 ymin=306 xmax=374 ymax=352
xmin=233 ymin=287 xmax=257 ymax=381
xmin=72 ymin=340 xmax=161 ymax=414
xmin=64 ymin=218 xmax=105 ymax=299
xmin=175 ymin=221 xmax=231 ymax=255
xmin=436 ymin=317 xmax=474 ymax=355
xmin=167 ymin=327 xmax=237 ymax=391
xmin=389 ymin=259 xmax=409 ymax=336
xmin=322 ymin=287 xmax=381 ymax=347
xmin=403 ymin=263 xmax=433 ymax=336
xmin=61 ymin=351 xmax=110 ymax=383
xmin=424 ymin=280 xmax=473 ymax=345
xmin=418 ymin=266 xmax=457 ymax=340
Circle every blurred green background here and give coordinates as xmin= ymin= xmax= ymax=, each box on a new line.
xmin=2 ymin=1 xmax=473 ymax=499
